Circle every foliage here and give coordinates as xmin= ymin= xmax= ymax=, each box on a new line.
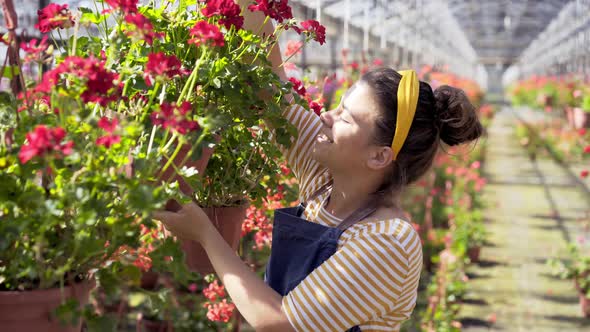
xmin=548 ymin=242 xmax=590 ymax=297
xmin=0 ymin=0 xmax=325 ymax=328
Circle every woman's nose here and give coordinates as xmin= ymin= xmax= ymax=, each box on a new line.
xmin=320 ymin=111 xmax=334 ymax=127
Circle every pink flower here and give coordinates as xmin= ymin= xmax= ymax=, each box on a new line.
xmin=372 ymin=58 xmax=384 ymax=66
xmin=35 ymin=3 xmax=74 ymax=33
xmin=584 ymin=145 xmax=590 ymax=154
xmin=284 ymin=40 xmax=302 ymax=58
xmin=248 ymin=0 xmax=293 ymax=23
xmin=283 ymin=62 xmax=298 ymax=72
xmin=581 ymin=170 xmax=589 ymax=178
xmin=188 ymin=283 xmax=198 ymax=293
xmin=204 ymin=299 xmax=235 ymax=322
xmin=188 ymin=21 xmax=225 ymax=47
xmin=203 ymin=280 xmax=226 ymax=301
xmin=201 ymin=0 xmax=244 ymax=30
xmin=20 ymin=36 xmax=49 ymax=63
xmin=19 ymin=125 xmax=74 ymax=164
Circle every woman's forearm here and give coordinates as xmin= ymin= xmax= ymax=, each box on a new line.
xmin=239 ymin=0 xmax=287 ymax=82
xmin=199 ymin=222 xmax=296 ymax=332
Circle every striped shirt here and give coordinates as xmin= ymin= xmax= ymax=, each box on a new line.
xmin=274 ymin=104 xmax=423 ymax=332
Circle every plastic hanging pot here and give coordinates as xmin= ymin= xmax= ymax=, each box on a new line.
xmin=181 ymin=203 xmax=249 ymax=275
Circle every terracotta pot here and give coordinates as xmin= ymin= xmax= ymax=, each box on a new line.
xmin=138 ymin=317 xmax=173 ymax=332
xmin=0 ymin=279 xmax=94 ymax=332
xmin=140 ymin=271 xmax=159 ymax=290
xmin=573 ymin=107 xmax=590 ymax=129
xmin=467 ymin=246 xmax=481 ymax=263
xmin=181 ymin=204 xmax=249 ymax=275
xmin=580 ymin=293 xmax=590 ymax=318
xmin=565 ymin=107 xmax=575 ymax=127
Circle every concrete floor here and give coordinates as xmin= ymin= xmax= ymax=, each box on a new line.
xmin=459 ymin=108 xmax=590 ymax=332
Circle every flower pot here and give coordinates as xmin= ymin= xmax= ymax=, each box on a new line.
xmin=573 ymin=107 xmax=590 ymax=129
xmin=140 ymin=270 xmax=160 ymax=290
xmin=579 ymin=293 xmax=590 ymax=318
xmin=0 ymin=279 xmax=94 ymax=332
xmin=181 ymin=204 xmax=249 ymax=275
xmin=565 ymin=107 xmax=575 ymax=127
xmin=138 ymin=316 xmax=173 ymax=332
xmin=467 ymin=246 xmax=481 ymax=263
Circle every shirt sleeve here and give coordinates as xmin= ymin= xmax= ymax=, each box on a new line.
xmin=272 ymin=104 xmax=329 ymax=201
xmin=281 ymin=224 xmax=422 ymax=332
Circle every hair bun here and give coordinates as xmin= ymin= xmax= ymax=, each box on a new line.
xmin=433 ymin=85 xmax=483 ymax=146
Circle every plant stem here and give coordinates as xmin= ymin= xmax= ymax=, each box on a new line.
xmin=177 ymin=49 xmax=208 ymax=104
xmin=158 ymin=139 xmax=184 ymax=179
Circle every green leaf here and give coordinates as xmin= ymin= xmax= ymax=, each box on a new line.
xmin=2 ymin=66 xmax=19 ymax=79
xmin=212 ymin=77 xmax=221 ymax=89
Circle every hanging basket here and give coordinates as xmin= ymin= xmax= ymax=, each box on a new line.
xmin=0 ymin=279 xmax=94 ymax=332
xmin=181 ymin=204 xmax=249 ymax=275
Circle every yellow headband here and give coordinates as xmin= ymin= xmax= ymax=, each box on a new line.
xmin=391 ymin=70 xmax=419 ymax=160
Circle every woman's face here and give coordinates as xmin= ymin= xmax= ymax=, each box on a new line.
xmin=312 ymin=82 xmax=388 ymax=173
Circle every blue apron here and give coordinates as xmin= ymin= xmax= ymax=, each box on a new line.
xmin=265 ymin=181 xmax=377 ymax=332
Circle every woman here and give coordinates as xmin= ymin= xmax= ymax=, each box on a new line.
xmin=154 ymin=5 xmax=483 ymax=332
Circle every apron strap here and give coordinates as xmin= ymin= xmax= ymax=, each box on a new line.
xmin=302 ymin=179 xmax=334 ymax=207
xmin=336 ymin=198 xmax=379 ymax=231
xmin=303 ymin=178 xmax=379 ymax=230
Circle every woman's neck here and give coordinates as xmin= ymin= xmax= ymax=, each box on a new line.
xmin=324 ymin=172 xmax=382 ymax=219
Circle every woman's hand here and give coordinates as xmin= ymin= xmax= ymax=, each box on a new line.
xmin=153 ymin=199 xmax=213 ymax=243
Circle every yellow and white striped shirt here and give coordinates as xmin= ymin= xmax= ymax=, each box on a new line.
xmin=275 ymin=105 xmax=423 ymax=332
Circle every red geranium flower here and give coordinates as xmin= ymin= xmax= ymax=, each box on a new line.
xmin=144 ymin=52 xmax=184 ymax=86
xmin=19 ymin=125 xmax=74 ymax=164
xmin=124 ymin=13 xmax=163 ymax=45
xmin=64 ymin=56 xmax=120 ymax=106
xmin=35 ymin=56 xmax=120 ymax=106
xmin=581 ymin=170 xmax=589 ymax=178
xmin=105 ymin=0 xmax=138 ymax=14
xmin=150 ymin=101 xmax=200 ymax=134
xmin=201 ymin=0 xmax=244 ymax=30
xmin=96 ymin=117 xmax=121 ymax=148
xmin=35 ymin=3 xmax=74 ymax=33
xmin=20 ymin=36 xmax=49 ymax=63
xmin=288 ymin=77 xmax=306 ymax=96
xmin=309 ymin=100 xmax=323 ymax=116
xmin=248 ymin=0 xmax=293 ymax=23
xmin=584 ymin=145 xmax=590 ymax=154
xmin=300 ymin=19 xmax=326 ymax=45
xmin=188 ymin=21 xmax=225 ymax=47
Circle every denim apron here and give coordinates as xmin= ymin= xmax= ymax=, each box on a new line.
xmin=265 ymin=180 xmax=378 ymax=332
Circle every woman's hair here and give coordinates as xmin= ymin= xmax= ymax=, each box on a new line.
xmin=361 ymin=68 xmax=483 ymax=206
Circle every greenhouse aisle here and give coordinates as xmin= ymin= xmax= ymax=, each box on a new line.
xmin=459 ymin=108 xmax=590 ymax=332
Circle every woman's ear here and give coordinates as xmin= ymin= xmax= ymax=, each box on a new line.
xmin=367 ymin=146 xmax=393 ymax=170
